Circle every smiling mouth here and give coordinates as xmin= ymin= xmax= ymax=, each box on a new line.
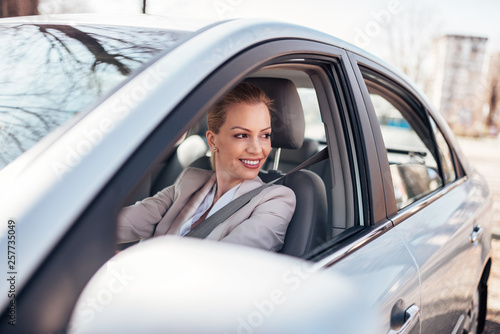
xmin=240 ymin=159 xmax=261 ymax=168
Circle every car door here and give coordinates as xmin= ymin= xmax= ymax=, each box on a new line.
xmin=297 ymin=49 xmax=422 ymax=333
xmin=349 ymin=52 xmax=488 ymax=333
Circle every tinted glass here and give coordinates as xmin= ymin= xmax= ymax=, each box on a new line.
xmin=0 ymin=23 xmax=190 ymax=169
xmin=370 ymin=92 xmax=442 ymax=209
xmin=371 ymin=93 xmax=437 ymax=168
xmin=362 ymin=69 xmax=444 ymax=210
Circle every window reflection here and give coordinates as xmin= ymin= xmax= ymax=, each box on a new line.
xmin=366 ymin=92 xmax=442 ymax=209
xmin=0 ymin=24 xmax=190 ymax=169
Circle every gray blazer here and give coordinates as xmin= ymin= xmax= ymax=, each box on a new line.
xmin=117 ymin=168 xmax=296 ymax=251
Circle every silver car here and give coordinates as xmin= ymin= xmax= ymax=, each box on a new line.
xmin=0 ymin=14 xmax=493 ymax=334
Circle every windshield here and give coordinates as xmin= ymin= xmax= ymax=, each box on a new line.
xmin=0 ymin=23 xmax=192 ymax=170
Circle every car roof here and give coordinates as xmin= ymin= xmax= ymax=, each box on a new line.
xmin=0 ymin=13 xmax=395 ymax=73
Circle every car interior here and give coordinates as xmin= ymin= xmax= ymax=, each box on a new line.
xmin=117 ymin=64 xmax=360 ymax=259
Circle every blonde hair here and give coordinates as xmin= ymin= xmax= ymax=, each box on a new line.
xmin=207 ymin=82 xmax=273 ymax=169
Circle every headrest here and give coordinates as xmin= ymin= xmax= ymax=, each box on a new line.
xmin=177 ymin=135 xmax=208 ymax=168
xmin=245 ymin=78 xmax=305 ymax=149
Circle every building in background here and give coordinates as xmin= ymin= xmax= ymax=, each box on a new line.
xmin=429 ymin=34 xmax=489 ymax=136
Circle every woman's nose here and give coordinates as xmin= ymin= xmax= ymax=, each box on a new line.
xmin=247 ymin=138 xmax=262 ymax=154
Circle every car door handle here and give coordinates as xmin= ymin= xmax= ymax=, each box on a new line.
xmin=470 ymin=225 xmax=483 ymax=244
xmin=387 ymin=304 xmax=420 ymax=334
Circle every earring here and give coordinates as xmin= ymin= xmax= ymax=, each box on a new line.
xmin=212 ymin=147 xmax=217 ymax=151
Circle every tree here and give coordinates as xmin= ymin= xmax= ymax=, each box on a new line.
xmin=383 ymin=3 xmax=442 ymax=94
xmin=0 ymin=0 xmax=38 ymax=17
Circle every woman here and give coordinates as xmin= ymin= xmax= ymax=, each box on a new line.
xmin=117 ymin=82 xmax=296 ymax=252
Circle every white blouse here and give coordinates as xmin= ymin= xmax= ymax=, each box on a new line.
xmin=178 ymin=182 xmax=242 ymax=236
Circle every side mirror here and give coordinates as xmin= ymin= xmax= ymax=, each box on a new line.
xmin=69 ymin=237 xmax=381 ymax=333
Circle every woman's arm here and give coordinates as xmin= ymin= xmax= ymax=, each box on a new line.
xmin=116 ymin=168 xmax=197 ymax=242
xmin=116 ymin=167 xmax=215 ymax=243
xmin=116 ymin=184 xmax=176 ymax=243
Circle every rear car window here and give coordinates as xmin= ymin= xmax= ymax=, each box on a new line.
xmin=361 ymin=68 xmax=444 ymax=210
xmin=371 ymin=92 xmax=442 ymax=209
xmin=0 ymin=23 xmax=191 ymax=170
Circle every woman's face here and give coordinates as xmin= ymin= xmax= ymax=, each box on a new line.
xmin=207 ymin=102 xmax=272 ymax=189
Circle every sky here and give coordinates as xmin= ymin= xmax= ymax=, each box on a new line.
xmin=43 ymin=0 xmax=500 ymax=67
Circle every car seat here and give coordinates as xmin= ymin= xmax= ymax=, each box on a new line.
xmin=244 ymin=78 xmax=330 ymax=257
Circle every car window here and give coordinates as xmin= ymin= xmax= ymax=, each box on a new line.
xmin=362 ymin=71 xmax=443 ymax=210
xmin=298 ymin=87 xmax=326 ymax=142
xmin=118 ymin=59 xmax=362 ymax=259
xmin=0 ymin=24 xmax=191 ymax=170
xmin=370 ymin=93 xmax=438 ymax=167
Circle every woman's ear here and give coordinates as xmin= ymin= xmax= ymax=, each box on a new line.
xmin=206 ymin=130 xmax=216 ymax=148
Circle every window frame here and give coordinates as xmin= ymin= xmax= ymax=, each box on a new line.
xmin=117 ymin=46 xmax=378 ymax=260
xmin=363 ymin=76 xmax=447 ymax=209
xmin=348 ymin=52 xmax=465 ymax=220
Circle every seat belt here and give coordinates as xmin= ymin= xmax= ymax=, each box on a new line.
xmin=185 ymin=147 xmax=329 ymax=239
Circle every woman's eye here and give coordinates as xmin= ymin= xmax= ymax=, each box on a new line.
xmin=262 ymin=133 xmax=271 ymax=139
xmin=235 ymin=134 xmax=247 ymax=139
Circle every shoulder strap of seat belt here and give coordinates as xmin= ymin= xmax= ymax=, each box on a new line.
xmin=185 ymin=147 xmax=329 ymax=239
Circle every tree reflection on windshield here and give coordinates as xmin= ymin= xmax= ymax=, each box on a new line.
xmin=0 ymin=23 xmax=188 ymax=169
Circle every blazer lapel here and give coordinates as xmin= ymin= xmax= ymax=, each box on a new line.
xmin=165 ymin=173 xmax=217 ymax=235
xmin=154 ymin=172 xmax=264 ymax=237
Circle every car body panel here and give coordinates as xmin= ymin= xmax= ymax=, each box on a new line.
xmin=393 ymin=172 xmax=492 ymax=333
xmin=0 ymin=15 xmax=492 ymax=334
xmin=320 ymin=227 xmax=421 ymax=333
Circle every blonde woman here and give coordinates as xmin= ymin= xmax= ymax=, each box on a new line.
xmin=117 ymin=82 xmax=296 ymax=252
